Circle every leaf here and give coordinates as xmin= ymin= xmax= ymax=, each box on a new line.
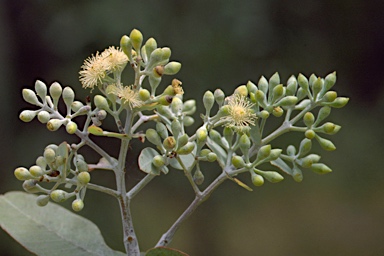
xmin=56 ymin=141 xmax=69 ymax=176
xmin=138 ymin=147 xmax=162 ymax=175
xmin=145 ymin=246 xmax=189 ymax=256
xmin=0 ymin=191 xmax=125 ymax=256
xmin=270 ymin=157 xmax=293 ymax=176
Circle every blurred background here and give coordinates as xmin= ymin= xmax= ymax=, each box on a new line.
xmin=1 ymin=0 xmax=384 ymax=255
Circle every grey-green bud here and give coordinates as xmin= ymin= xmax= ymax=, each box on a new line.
xmin=22 ymin=89 xmax=40 ymax=106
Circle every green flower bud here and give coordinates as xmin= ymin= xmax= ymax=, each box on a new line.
xmin=183 ymin=116 xmax=195 ymax=127
xmin=23 ymin=180 xmax=41 ymax=193
xmin=216 ymin=105 xmax=230 ymax=118
xmin=268 ymin=149 xmax=282 ymax=161
xmin=234 ymin=85 xmax=248 ymax=97
xmin=66 ymin=121 xmax=77 ymax=134
xmin=37 ymin=111 xmax=51 ymax=123
xmin=50 ymin=189 xmax=68 ymax=202
xmin=298 ymin=73 xmax=309 ymax=91
xmin=223 ymin=126 xmax=234 ymax=145
xmin=315 ymin=135 xmax=336 ymax=151
xmin=156 ymin=122 xmax=168 ymax=139
xmin=251 ymin=172 xmax=264 ymax=186
xmin=35 ymin=80 xmax=47 ymax=100
xmin=327 ymin=97 xmax=349 ymax=108
xmin=255 ymin=90 xmax=267 ymax=106
xmin=36 ymin=195 xmax=50 ymax=207
xmin=152 ymin=155 xmax=166 ymax=168
xmin=164 ymin=62 xmax=181 ymax=75
xmin=259 ymin=110 xmax=269 ymax=119
xmin=262 ymin=171 xmax=284 ymax=183
xmin=36 ymin=156 xmax=47 ymax=169
xmin=44 ymin=147 xmax=56 ymax=163
xmin=258 ymin=76 xmax=268 ymax=94
xmin=272 ymin=84 xmax=284 ymax=102
xmin=62 ymin=87 xmax=75 ymax=107
xmin=292 ymin=166 xmax=303 ymax=182
xmin=49 ymin=82 xmax=63 ymax=100
xmin=19 ymin=110 xmax=37 ymax=122
xmin=311 ymin=163 xmax=332 ymax=174
xmin=214 ymin=89 xmax=225 ymax=105
xmin=139 ymin=89 xmax=150 ymax=101
xmin=209 ymin=129 xmax=222 ymax=145
xmin=183 ymin=99 xmax=196 ymax=113
xmin=239 ymin=134 xmax=251 ymax=156
xmin=276 ymin=96 xmax=298 ymax=107
xmin=232 ymin=155 xmax=245 ymax=168
xmin=203 ymin=90 xmax=215 ymax=113
xmin=14 ymin=167 xmax=33 ymax=180
xmin=46 ymin=119 xmax=65 ymax=131
xmin=72 ymin=199 xmax=84 ymax=212
xmin=272 ymin=106 xmax=284 ymax=117
xmin=22 ymin=89 xmax=40 ymax=106
xmin=94 ymin=95 xmax=109 ymax=110
xmin=256 ymin=144 xmax=271 ymax=161
xmin=308 ymin=74 xmax=317 ymax=87
xmin=29 ymin=165 xmax=44 ymax=177
xmin=269 ymin=72 xmax=280 ymax=90
xmin=303 ymin=112 xmax=315 ymax=127
xmin=77 ymin=172 xmax=90 ymax=185
xmin=193 ymin=169 xmax=204 ymax=185
xmin=322 ymin=91 xmax=337 ymax=102
xmin=287 ymin=145 xmax=296 ymax=156
xmin=171 ymin=97 xmax=183 ymax=115
xmin=206 ymin=152 xmax=217 ymax=162
xmin=196 ymin=127 xmax=208 ymax=143
xmin=299 ymin=154 xmax=321 ymax=168
xmin=158 ymin=95 xmax=173 ymax=106
xmin=295 ymin=99 xmax=311 ymax=110
xmin=312 ymin=77 xmax=323 ymax=100
xmin=145 ymin=38 xmax=157 ymax=58
xmin=177 ymin=134 xmax=189 ymax=149
xmin=76 ymin=159 xmax=88 ymax=172
xmin=177 ymin=142 xmax=195 ymax=155
xmin=130 ymin=29 xmax=143 ymax=51
xmin=120 ymin=35 xmax=132 ymax=59
xmin=298 ymin=138 xmax=312 ymax=157
xmin=322 ymin=122 xmax=336 ymax=134
xmin=171 ymin=119 xmax=182 ymax=139
xmin=286 ymin=75 xmax=298 ymax=96
xmin=96 ymin=110 xmax=107 ymax=120
xmin=323 ymin=71 xmax=336 ymax=92
xmin=71 ymin=101 xmax=84 ymax=112
xmin=305 ymin=129 xmax=316 ymax=139
xmin=314 ymin=106 xmax=331 ymax=126
xmin=163 ymin=136 xmax=176 ymax=150
xmin=146 ymin=128 xmax=162 ymax=146
xmin=162 ymin=47 xmax=171 ymax=61
xmin=149 ymin=48 xmax=164 ymax=66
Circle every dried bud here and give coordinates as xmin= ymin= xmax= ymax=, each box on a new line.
xmin=163 ymin=136 xmax=176 ymax=150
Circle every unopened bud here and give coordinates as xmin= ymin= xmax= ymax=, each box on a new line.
xmin=139 ymin=89 xmax=150 ymax=101
xmin=146 ymin=129 xmax=162 ymax=146
xmin=47 ymin=119 xmax=65 ymax=131
xmin=206 ymin=152 xmax=217 ymax=162
xmin=50 ymin=189 xmax=69 ymax=202
xmin=29 ymin=165 xmax=44 ymax=177
xmin=71 ymin=101 xmax=84 ymax=112
xmin=37 ymin=111 xmax=50 ymax=123
xmin=258 ymin=76 xmax=268 ymax=94
xmin=62 ymin=87 xmax=75 ymax=107
xmin=298 ymin=138 xmax=312 ymax=157
xmin=35 ymin=80 xmax=47 ymax=100
xmin=163 ymin=136 xmax=176 ymax=150
xmin=19 ymin=110 xmax=37 ymax=122
xmin=66 ymin=121 xmax=78 ymax=134
xmin=262 ymin=171 xmax=284 ymax=183
xmin=94 ymin=95 xmax=109 ymax=110
xmin=36 ymin=195 xmax=50 ymax=207
xmin=177 ymin=142 xmax=195 ymax=155
xmin=193 ymin=169 xmax=204 ymax=185
xmin=251 ymin=172 xmax=264 ymax=186
xmin=276 ymin=96 xmax=298 ymax=106
xmin=49 ymin=82 xmax=63 ymax=100
xmin=196 ymin=127 xmax=208 ymax=143
xmin=322 ymin=91 xmax=337 ymax=102
xmin=269 ymin=72 xmax=280 ymax=90
xmin=327 ymin=97 xmax=349 ymax=108
xmin=311 ymin=163 xmax=332 ymax=174
xmin=203 ymin=90 xmax=215 ymax=113
xmin=120 ymin=35 xmax=132 ymax=58
xmin=272 ymin=107 xmax=283 ymax=117
xmin=214 ymin=89 xmax=225 ymax=105
xmin=156 ymin=122 xmax=168 ymax=139
xmin=22 ymin=89 xmax=40 ymax=106
xmin=152 ymin=155 xmax=166 ymax=168
xmin=44 ymin=147 xmax=56 ymax=163
xmin=323 ymin=71 xmax=336 ymax=92
xmin=14 ymin=167 xmax=33 ymax=180
xmin=303 ymin=112 xmax=315 ymax=127
xmin=72 ymin=199 xmax=84 ymax=212
xmin=164 ymin=62 xmax=181 ymax=75
xmin=130 ymin=29 xmax=143 ymax=51
xmin=305 ymin=129 xmax=316 ymax=139
xmin=286 ymin=76 xmax=298 ymax=96
xmin=239 ymin=134 xmax=251 ymax=156
xmin=171 ymin=97 xmax=183 ymax=115
xmin=183 ymin=116 xmax=194 ymax=127
xmin=298 ymin=73 xmax=309 ymax=91
xmin=234 ymin=85 xmax=248 ymax=97
xmin=315 ymin=135 xmax=336 ymax=151
xmin=171 ymin=119 xmax=182 ymax=139
xmin=232 ymin=155 xmax=246 ymax=168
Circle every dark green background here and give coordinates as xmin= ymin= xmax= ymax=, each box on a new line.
xmin=1 ymin=1 xmax=383 ymax=255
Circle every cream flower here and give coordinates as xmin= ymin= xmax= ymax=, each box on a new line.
xmin=220 ymin=94 xmax=257 ymax=131
xmin=100 ymin=46 xmax=128 ymax=72
xmin=79 ymin=52 xmax=106 ymax=89
xmin=107 ymin=84 xmax=143 ymax=109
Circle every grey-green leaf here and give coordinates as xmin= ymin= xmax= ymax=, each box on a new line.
xmin=138 ymin=147 xmax=162 ymax=175
xmin=0 ymin=191 xmax=125 ymax=256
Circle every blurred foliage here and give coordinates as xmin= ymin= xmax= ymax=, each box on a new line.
xmin=1 ymin=0 xmax=384 ymax=255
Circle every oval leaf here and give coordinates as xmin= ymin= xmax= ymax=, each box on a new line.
xmin=0 ymin=191 xmax=125 ymax=256
xmin=146 ymin=246 xmax=189 ymax=256
xmin=138 ymin=147 xmax=161 ymax=175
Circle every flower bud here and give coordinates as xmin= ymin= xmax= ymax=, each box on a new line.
xmin=193 ymin=169 xmax=204 ymax=185
xmin=297 ymin=73 xmax=309 ymax=91
xmin=36 ymin=156 xmax=47 ymax=169
xmin=196 ymin=127 xmax=208 ymax=143
xmin=286 ymin=75 xmax=298 ymax=96
xmin=312 ymin=77 xmax=323 ymax=100
xmin=295 ymin=99 xmax=311 ymax=110
xmin=177 ymin=142 xmax=195 ymax=155
xmin=315 ymin=106 xmax=331 ymax=126
xmin=156 ymin=122 xmax=168 ymax=139
xmin=209 ymin=129 xmax=222 ymax=145
xmin=232 ymin=155 xmax=246 ymax=168
xmin=269 ymin=72 xmax=280 ymax=89
xmin=292 ymin=166 xmax=303 ymax=182
xmin=146 ymin=129 xmax=162 ymax=146
xmin=272 ymin=84 xmax=284 ymax=101
xmin=29 ymin=165 xmax=44 ymax=177
xmin=162 ymin=47 xmax=171 ymax=60
xmin=44 ymin=147 xmax=56 ymax=163
xmin=303 ymin=112 xmax=315 ymax=127
xmin=62 ymin=87 xmax=75 ymax=107
xmin=203 ymin=91 xmax=215 ymax=113
xmin=14 ymin=167 xmax=33 ymax=180
xmin=322 ymin=122 xmax=336 ymax=134
xmin=177 ymin=134 xmax=189 ymax=149
xmin=149 ymin=48 xmax=164 ymax=65
xmin=305 ymin=129 xmax=316 ymax=139
xmin=298 ymin=138 xmax=312 ymax=157
xmin=36 ymin=195 xmax=50 ymax=207
xmin=268 ymin=149 xmax=282 ymax=161
xmin=23 ymin=180 xmax=41 ymax=193
xmin=234 ymin=85 xmax=248 ymax=97
xmin=262 ymin=171 xmax=284 ymax=183
xmin=246 ymin=81 xmax=257 ymax=94
xmin=120 ymin=35 xmax=132 ymax=58
xmin=139 ymin=89 xmax=150 ymax=101
xmin=206 ymin=152 xmax=217 ymax=162
xmin=77 ymin=172 xmax=91 ymax=185
xmin=72 ymin=199 xmax=84 ymax=212
xmin=76 ymin=159 xmax=88 ymax=172
xmin=37 ymin=111 xmax=50 ymax=123
xmin=130 ymin=29 xmax=143 ymax=51
xmin=171 ymin=97 xmax=183 ymax=115
xmin=256 ymin=144 xmax=271 ymax=161
xmin=22 ymin=89 xmax=40 ymax=106
xmin=94 ymin=95 xmax=109 ymax=110
xmin=171 ymin=119 xmax=182 ymax=139
xmin=223 ymin=126 xmax=234 ymax=145
xmin=323 ymin=71 xmax=336 ymax=92
xmin=183 ymin=116 xmax=194 ymax=127
xmin=152 ymin=155 xmax=166 ymax=168
xmin=66 ymin=121 xmax=78 ymax=134
xmin=259 ymin=110 xmax=269 ymax=119
xmin=96 ymin=110 xmax=107 ymax=120
xmin=258 ymin=76 xmax=268 ymax=94
xmin=327 ymin=97 xmax=349 ymax=108
xmin=239 ymin=134 xmax=251 ymax=156
xmin=214 ymin=89 xmax=225 ymax=105
xmin=46 ymin=119 xmax=65 ymax=131
xmin=276 ymin=96 xmax=298 ymax=106
xmin=322 ymin=91 xmax=337 ymax=102
xmin=315 ymin=135 xmax=336 ymax=151
xmin=199 ymin=149 xmax=211 ymax=157
xmin=183 ymin=99 xmax=196 ymax=113
xmin=163 ymin=136 xmax=176 ymax=150
xmin=311 ymin=163 xmax=332 ymax=174
xmin=251 ymin=172 xmax=264 ymax=186
xmin=255 ymin=90 xmax=266 ymax=106
xmin=164 ymin=62 xmax=181 ymax=75
xmin=145 ymin=38 xmax=157 ymax=57
xmin=19 ymin=110 xmax=37 ymax=122
xmin=35 ymin=80 xmax=47 ymax=100
xmin=272 ymin=106 xmax=284 ymax=117
xmin=49 ymin=82 xmax=63 ymax=100
xmin=50 ymin=189 xmax=68 ymax=202
xmin=286 ymin=145 xmax=296 ymax=156
xmin=71 ymin=101 xmax=84 ymax=112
